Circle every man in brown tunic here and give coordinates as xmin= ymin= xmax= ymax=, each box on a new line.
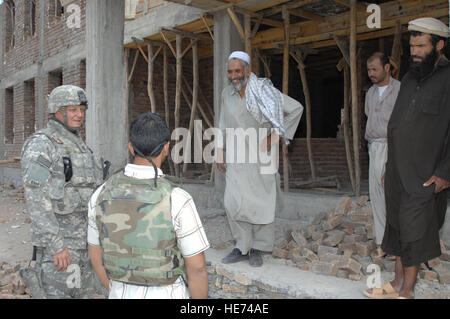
xmin=364 ymin=17 xmax=450 ymax=299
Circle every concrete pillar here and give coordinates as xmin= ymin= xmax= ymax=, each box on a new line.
xmin=36 ymin=0 xmax=46 ymax=130
xmin=0 ymin=4 xmax=5 ymax=160
xmin=213 ymin=10 xmax=243 ymax=190
xmin=86 ymin=0 xmax=128 ymax=172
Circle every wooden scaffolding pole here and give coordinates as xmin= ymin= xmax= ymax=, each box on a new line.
xmin=390 ymin=20 xmax=403 ymax=80
xmin=147 ymin=42 xmax=156 ymax=112
xmin=163 ymin=44 xmax=175 ymax=176
xmin=350 ymin=0 xmax=361 ymax=196
xmin=282 ymin=6 xmax=290 ymax=192
xmin=343 ymin=65 xmax=356 ymax=191
xmin=183 ymin=40 xmax=199 ymax=173
xmin=291 ymin=50 xmax=316 ymax=180
xmin=244 ymin=14 xmax=252 ymax=58
xmin=175 ymin=34 xmax=183 ymax=177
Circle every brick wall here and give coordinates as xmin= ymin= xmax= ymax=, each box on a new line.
xmin=280 ymin=138 xmax=369 ymax=183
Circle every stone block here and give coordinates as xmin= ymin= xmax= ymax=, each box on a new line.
xmin=354 ymin=226 xmax=367 ymax=235
xmin=319 ymin=254 xmax=348 ymax=264
xmin=311 ymin=231 xmax=325 ymax=242
xmin=233 ymin=273 xmax=252 ymax=286
xmin=348 ymin=274 xmax=361 ymax=281
xmin=419 ymin=270 xmax=439 ymax=281
xmin=222 ymin=284 xmax=248 ymax=294
xmin=339 ymin=258 xmax=362 ymax=274
xmin=317 ymin=245 xmax=339 ymax=257
xmin=324 ymin=215 xmax=344 ymax=231
xmin=276 ymin=239 xmax=289 ymax=250
xmin=343 ymin=249 xmax=353 ymax=258
xmin=356 ymin=195 xmax=369 ymax=207
xmin=355 ymin=241 xmax=376 ymax=257
xmin=343 ymin=234 xmax=366 ymax=244
xmin=305 ymin=225 xmax=316 ymax=239
xmin=272 ymin=246 xmax=289 ymax=259
xmin=338 ymin=243 xmax=356 ymax=254
xmin=216 ymin=266 xmax=234 ymax=280
xmin=289 ymin=248 xmax=308 ymax=265
xmin=311 ymin=261 xmax=339 ymax=276
xmin=297 ymin=263 xmax=311 ymax=271
xmin=302 ymin=248 xmax=319 ymax=262
xmin=323 ymin=230 xmax=345 ymax=247
xmin=291 ymin=231 xmax=308 ymax=247
xmin=343 ymin=228 xmax=354 ymax=235
xmin=336 ymin=270 xmax=349 ymax=279
xmin=440 ymin=251 xmax=450 ymax=262
xmin=365 ymin=223 xmax=375 ymax=240
xmin=309 ymin=212 xmax=328 ymax=225
xmin=340 ymin=218 xmax=367 ymax=229
xmin=287 ymin=240 xmax=300 ymax=250
xmin=311 ymin=240 xmax=324 ymax=253
xmin=428 ymin=258 xmax=442 ymax=268
xmin=334 ymin=196 xmax=352 ymax=216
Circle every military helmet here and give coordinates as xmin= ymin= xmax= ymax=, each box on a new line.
xmin=47 ymin=85 xmax=88 ymax=114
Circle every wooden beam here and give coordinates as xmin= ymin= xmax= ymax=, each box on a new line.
xmin=282 ymin=6 xmax=290 ymax=192
xmin=349 ymin=0 xmax=360 ymax=196
xmin=264 ymin=0 xmax=317 ymax=16
xmin=200 ymin=13 xmax=214 ymax=41
xmin=127 ymin=49 xmax=140 ymax=83
xmin=289 ymin=9 xmax=325 ymax=22
xmin=147 ymin=42 xmax=156 ymax=112
xmin=333 ymin=35 xmax=350 ymax=66
xmin=233 ymin=6 xmax=284 ymax=28
xmin=292 ymin=50 xmax=316 ymax=180
xmin=160 ymin=27 xmax=202 ymax=40
xmin=390 ymin=20 xmax=403 ymax=80
xmin=253 ymin=1 xmax=448 ymax=46
xmin=333 ymin=0 xmax=365 ymax=10
xmin=343 ymin=65 xmax=355 ymax=192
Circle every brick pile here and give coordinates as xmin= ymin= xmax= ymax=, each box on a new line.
xmin=272 ymin=196 xmax=450 ymax=285
xmin=0 ymin=261 xmax=31 ymax=299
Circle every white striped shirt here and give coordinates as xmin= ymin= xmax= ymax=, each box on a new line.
xmin=87 ymin=164 xmax=210 ymax=299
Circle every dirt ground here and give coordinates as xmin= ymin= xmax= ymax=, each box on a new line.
xmin=0 ymin=184 xmax=32 ymax=264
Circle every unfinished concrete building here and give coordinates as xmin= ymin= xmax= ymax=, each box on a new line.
xmin=1 ymin=0 xmax=450 ymax=298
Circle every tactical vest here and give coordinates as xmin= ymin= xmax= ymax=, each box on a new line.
xmin=23 ymin=120 xmax=103 ymax=215
xmin=95 ymin=171 xmax=186 ymax=286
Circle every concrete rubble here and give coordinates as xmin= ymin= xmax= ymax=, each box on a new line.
xmin=0 ymin=261 xmax=31 ymax=299
xmin=271 ymin=196 xmax=450 ymax=286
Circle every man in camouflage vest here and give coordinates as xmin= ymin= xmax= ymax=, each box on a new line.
xmin=88 ymin=112 xmax=209 ymax=299
xmin=21 ymin=85 xmax=105 ymax=298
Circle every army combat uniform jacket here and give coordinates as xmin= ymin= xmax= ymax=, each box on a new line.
xmin=21 ymin=119 xmax=104 ymax=255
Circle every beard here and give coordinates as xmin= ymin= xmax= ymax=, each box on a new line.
xmin=409 ymin=48 xmax=439 ymax=80
xmin=229 ymin=74 xmax=248 ymax=92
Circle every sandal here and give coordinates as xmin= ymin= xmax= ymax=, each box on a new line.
xmin=363 ymin=282 xmax=399 ymax=299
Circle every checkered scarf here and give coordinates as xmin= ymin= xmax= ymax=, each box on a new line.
xmin=245 ymin=72 xmax=289 ymax=144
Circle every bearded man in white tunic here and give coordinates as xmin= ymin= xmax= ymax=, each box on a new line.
xmin=217 ymin=51 xmax=303 ymax=267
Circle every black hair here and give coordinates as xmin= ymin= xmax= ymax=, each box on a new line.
xmin=367 ymin=52 xmax=390 ymax=68
xmin=410 ymin=30 xmax=448 ymax=49
xmin=129 ymin=112 xmax=170 ymax=186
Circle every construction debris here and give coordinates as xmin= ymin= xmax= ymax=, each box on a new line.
xmin=273 ymin=196 xmax=450 ymax=284
xmin=0 ymin=261 xmax=31 ymax=299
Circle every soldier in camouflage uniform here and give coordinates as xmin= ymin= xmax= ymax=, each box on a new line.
xmin=88 ymin=112 xmax=209 ymax=299
xmin=21 ymin=85 xmax=105 ymax=298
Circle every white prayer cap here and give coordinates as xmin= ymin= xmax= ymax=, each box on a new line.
xmin=408 ymin=17 xmax=450 ymax=38
xmin=228 ymin=51 xmax=251 ymax=65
